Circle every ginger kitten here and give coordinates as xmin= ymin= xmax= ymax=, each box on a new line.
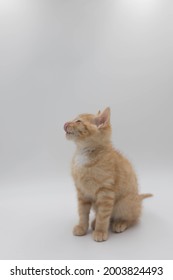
xmin=64 ymin=107 xmax=152 ymax=242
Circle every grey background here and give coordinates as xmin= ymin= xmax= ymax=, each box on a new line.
xmin=0 ymin=0 xmax=173 ymax=259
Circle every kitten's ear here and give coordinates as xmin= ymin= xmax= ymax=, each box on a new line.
xmin=94 ymin=107 xmax=111 ymax=128
xmin=97 ymin=110 xmax=101 ymax=115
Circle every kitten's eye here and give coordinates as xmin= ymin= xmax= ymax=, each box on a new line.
xmin=76 ymin=120 xmax=82 ymax=123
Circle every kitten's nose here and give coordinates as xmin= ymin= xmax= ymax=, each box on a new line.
xmin=64 ymin=122 xmax=69 ymax=132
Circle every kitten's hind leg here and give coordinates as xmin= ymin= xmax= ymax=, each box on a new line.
xmin=111 ymin=219 xmax=129 ymax=233
xmin=111 ymin=194 xmax=141 ymax=233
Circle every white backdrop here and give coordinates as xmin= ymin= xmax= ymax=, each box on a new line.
xmin=0 ymin=0 xmax=173 ymax=259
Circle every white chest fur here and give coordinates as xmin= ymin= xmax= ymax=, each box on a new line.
xmin=74 ymin=150 xmax=89 ymax=168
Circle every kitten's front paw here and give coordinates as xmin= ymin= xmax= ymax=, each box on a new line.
xmin=92 ymin=230 xmax=108 ymax=242
xmin=73 ymin=225 xmax=87 ymax=236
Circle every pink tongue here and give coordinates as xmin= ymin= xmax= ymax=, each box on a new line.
xmin=64 ymin=122 xmax=69 ymax=132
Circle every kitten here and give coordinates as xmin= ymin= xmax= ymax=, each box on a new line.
xmin=64 ymin=107 xmax=152 ymax=242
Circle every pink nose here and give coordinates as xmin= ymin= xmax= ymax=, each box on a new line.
xmin=64 ymin=122 xmax=69 ymax=132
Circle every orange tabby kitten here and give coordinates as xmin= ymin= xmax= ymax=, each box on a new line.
xmin=64 ymin=107 xmax=152 ymax=242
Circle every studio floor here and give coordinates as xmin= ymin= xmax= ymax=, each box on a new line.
xmin=0 ymin=167 xmax=172 ymax=260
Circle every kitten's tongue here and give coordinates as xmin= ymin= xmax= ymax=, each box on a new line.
xmin=64 ymin=122 xmax=69 ymax=132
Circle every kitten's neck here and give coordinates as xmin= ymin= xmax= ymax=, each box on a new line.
xmin=76 ymin=140 xmax=112 ymax=155
xmin=74 ymin=141 xmax=113 ymax=168
xmin=76 ymin=146 xmax=96 ymax=155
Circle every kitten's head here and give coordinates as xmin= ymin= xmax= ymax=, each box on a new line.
xmin=64 ymin=107 xmax=111 ymax=146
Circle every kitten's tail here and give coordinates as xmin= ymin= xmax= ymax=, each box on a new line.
xmin=139 ymin=193 xmax=153 ymax=200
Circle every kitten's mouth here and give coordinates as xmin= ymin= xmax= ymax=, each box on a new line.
xmin=64 ymin=122 xmax=74 ymax=135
